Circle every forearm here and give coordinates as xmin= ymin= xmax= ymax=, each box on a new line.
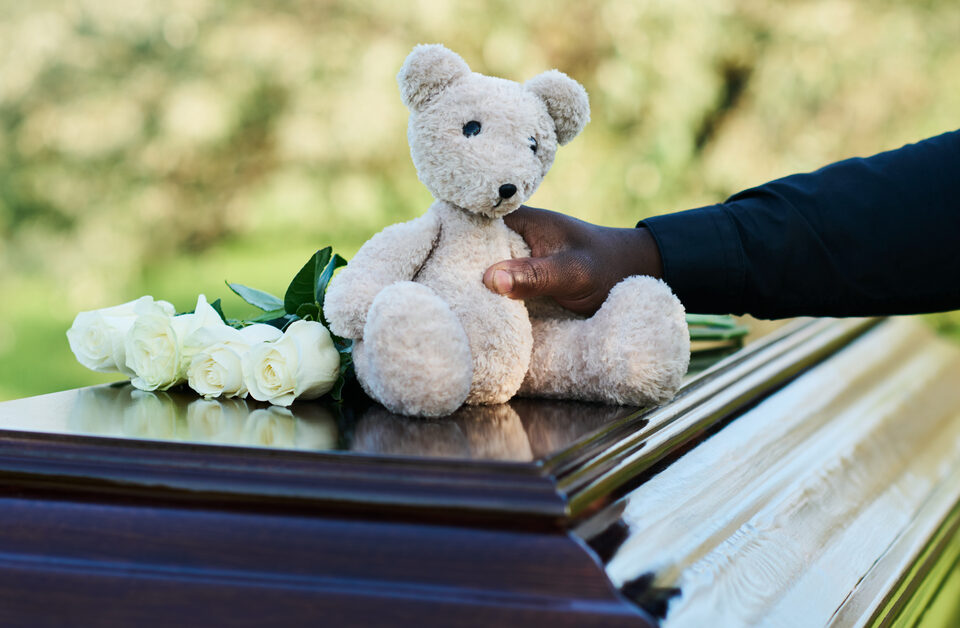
xmin=643 ymin=129 xmax=960 ymax=318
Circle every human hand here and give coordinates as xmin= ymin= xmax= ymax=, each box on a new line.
xmin=482 ymin=206 xmax=664 ymax=316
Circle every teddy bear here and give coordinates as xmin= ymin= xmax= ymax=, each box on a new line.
xmin=323 ymin=44 xmax=690 ymax=417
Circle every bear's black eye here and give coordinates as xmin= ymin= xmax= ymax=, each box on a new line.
xmin=528 ymin=136 xmax=538 ymax=154
xmin=462 ymin=120 xmax=481 ymax=137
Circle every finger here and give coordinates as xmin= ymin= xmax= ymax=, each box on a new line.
xmin=503 ymin=204 xmax=537 ymax=226
xmin=483 ymin=256 xmax=563 ymax=299
xmin=502 ymin=206 xmax=540 ymax=244
xmin=507 ymin=204 xmax=579 ymax=236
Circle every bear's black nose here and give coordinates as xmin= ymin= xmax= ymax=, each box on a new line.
xmin=498 ymin=184 xmax=517 ymax=199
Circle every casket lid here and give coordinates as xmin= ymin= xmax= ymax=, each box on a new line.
xmin=0 ymin=318 xmax=876 ymax=524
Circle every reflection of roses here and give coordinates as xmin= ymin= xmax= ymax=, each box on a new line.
xmin=122 ymin=389 xmax=186 ymax=439
xmin=186 ymin=398 xmax=249 ymax=443
xmin=67 ymin=385 xmax=128 ymax=435
xmin=67 ymin=386 xmax=188 ymax=440
xmin=243 ymin=320 xmax=340 ymax=407
xmin=288 ymin=403 xmax=338 ymax=451
xmin=65 ymin=383 xmax=338 ymax=450
xmin=201 ymin=400 xmax=336 ymax=449
xmin=186 ymin=324 xmax=282 ymax=399
xmin=124 ymin=294 xmax=223 ymax=391
xmin=244 ymin=407 xmax=298 ymax=447
xmin=67 ymin=296 xmax=174 ymax=375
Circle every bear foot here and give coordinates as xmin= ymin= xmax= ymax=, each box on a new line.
xmin=521 ymin=275 xmax=689 ymax=406
xmin=591 ymin=275 xmax=690 ymax=405
xmin=355 ymin=281 xmax=473 ymax=417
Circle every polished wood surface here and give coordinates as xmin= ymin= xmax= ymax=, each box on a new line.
xmin=574 ymin=317 xmax=960 ymax=626
xmin=0 ymin=318 xmax=864 ymax=524
xmin=0 ymin=389 xmax=641 ymax=522
xmin=6 ymin=316 xmax=943 ymax=626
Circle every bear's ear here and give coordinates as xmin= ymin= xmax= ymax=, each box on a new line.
xmin=397 ymin=44 xmax=471 ymax=112
xmin=525 ymin=70 xmax=590 ymax=145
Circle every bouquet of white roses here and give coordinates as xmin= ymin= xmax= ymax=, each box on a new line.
xmin=67 ymin=248 xmax=352 ymax=407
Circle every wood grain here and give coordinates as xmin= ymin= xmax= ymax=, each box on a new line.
xmin=586 ymin=318 xmax=960 ymax=627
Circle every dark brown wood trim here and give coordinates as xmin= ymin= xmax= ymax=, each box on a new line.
xmin=0 ymin=489 xmax=656 ymax=627
xmin=0 ymin=431 xmax=565 ymax=522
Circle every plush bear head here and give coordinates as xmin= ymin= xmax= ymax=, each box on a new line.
xmin=397 ymin=44 xmax=590 ymax=218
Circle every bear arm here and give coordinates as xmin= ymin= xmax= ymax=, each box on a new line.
xmin=324 ymin=212 xmax=441 ymax=339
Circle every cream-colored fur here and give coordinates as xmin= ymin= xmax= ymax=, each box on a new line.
xmin=324 ymin=44 xmax=690 ymax=417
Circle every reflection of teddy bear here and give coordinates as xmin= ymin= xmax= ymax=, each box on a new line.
xmin=352 ymin=403 xmax=533 ymax=461
xmin=509 ymin=398 xmax=634 ymax=459
xmin=325 ymin=44 xmax=689 ymax=417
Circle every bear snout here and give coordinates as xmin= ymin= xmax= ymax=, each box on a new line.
xmin=498 ymin=184 xmax=517 ymax=199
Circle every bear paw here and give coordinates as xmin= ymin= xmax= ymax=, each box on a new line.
xmin=590 ymin=276 xmax=690 ymax=405
xmin=355 ymin=281 xmax=473 ymax=417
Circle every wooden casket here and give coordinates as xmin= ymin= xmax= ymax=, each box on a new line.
xmin=0 ymin=316 xmax=959 ymax=626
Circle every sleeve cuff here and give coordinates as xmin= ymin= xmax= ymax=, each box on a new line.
xmin=640 ymin=205 xmax=746 ymax=315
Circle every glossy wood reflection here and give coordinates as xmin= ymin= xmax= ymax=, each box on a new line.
xmin=4 ymin=317 xmax=920 ymax=627
xmin=574 ymin=318 xmax=960 ymax=626
xmin=0 ymin=384 xmax=639 ymax=462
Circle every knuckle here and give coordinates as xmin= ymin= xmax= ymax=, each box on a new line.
xmin=568 ymin=255 xmax=595 ymax=293
xmin=503 ymin=208 xmax=530 ymax=234
xmin=515 ymin=261 xmax=541 ymax=292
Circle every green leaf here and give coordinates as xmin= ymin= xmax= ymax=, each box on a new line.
xmin=247 ymin=308 xmax=288 ymax=324
xmin=686 ymin=314 xmax=749 ymax=341
xmin=330 ymin=347 xmax=354 ymax=402
xmin=251 ymin=313 xmax=299 ymax=331
xmin=285 ymin=248 xmax=331 ymax=315
xmin=689 ymin=325 xmax=750 ymax=341
xmin=332 ymin=335 xmax=352 ymax=352
xmin=209 ymin=298 xmax=228 ymax=323
xmin=315 ymin=253 xmax=347 ymax=305
xmin=226 ymin=282 xmax=284 ymax=312
xmin=685 ymin=314 xmax=740 ymax=329
xmin=296 ymin=302 xmax=320 ymax=321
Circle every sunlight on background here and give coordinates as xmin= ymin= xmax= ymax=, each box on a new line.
xmin=1 ymin=0 xmax=959 ymax=399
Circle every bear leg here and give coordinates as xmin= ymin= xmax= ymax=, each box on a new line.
xmin=355 ymin=281 xmax=473 ymax=417
xmin=520 ymin=276 xmax=690 ymax=406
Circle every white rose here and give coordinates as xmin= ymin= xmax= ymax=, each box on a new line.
xmin=125 ymin=294 xmax=223 ymax=391
xmin=67 ymin=296 xmax=174 ymax=375
xmin=186 ymin=323 xmax=282 ymax=399
xmin=243 ymin=320 xmax=341 ymax=406
xmin=176 ymin=294 xmax=234 ymax=365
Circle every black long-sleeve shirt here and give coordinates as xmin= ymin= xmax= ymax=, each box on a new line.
xmin=642 ymin=129 xmax=960 ymax=318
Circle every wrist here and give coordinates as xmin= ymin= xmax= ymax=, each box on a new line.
xmin=618 ymin=226 xmax=663 ymax=280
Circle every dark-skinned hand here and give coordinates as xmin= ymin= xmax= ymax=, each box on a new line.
xmin=482 ymin=205 xmax=664 ymax=316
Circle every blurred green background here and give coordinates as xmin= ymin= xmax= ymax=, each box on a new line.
xmin=1 ymin=0 xmax=959 ymax=400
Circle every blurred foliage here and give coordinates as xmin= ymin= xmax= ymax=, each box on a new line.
xmin=1 ymin=0 xmax=959 ymax=400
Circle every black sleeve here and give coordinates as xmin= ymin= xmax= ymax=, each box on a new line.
xmin=641 ymin=129 xmax=960 ymax=318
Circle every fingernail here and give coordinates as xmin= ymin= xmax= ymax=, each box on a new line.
xmin=493 ymin=269 xmax=514 ymax=294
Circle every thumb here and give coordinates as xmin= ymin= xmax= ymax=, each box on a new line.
xmin=483 ymin=256 xmax=562 ymax=299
